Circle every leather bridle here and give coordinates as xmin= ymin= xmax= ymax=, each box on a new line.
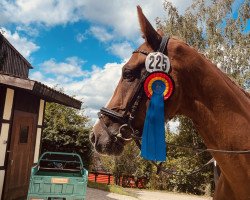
xmin=98 ymin=36 xmax=170 ymax=142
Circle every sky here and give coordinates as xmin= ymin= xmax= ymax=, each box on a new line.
xmin=0 ymin=0 xmax=248 ymax=130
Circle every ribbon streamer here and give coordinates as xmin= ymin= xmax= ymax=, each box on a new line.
xmin=141 ymin=80 xmax=166 ymax=161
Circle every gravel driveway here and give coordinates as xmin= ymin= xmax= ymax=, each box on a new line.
xmin=86 ymin=187 xmax=213 ymax=200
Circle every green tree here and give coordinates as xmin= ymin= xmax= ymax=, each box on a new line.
xmin=41 ymin=102 xmax=93 ymax=168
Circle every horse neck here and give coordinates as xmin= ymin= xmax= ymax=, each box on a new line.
xmin=178 ymin=58 xmax=250 ymax=150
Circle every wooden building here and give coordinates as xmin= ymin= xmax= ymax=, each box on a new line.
xmin=0 ymin=33 xmax=81 ymax=199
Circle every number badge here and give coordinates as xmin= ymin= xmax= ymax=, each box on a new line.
xmin=145 ymin=52 xmax=170 ymax=73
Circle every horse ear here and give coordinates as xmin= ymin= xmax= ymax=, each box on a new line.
xmin=137 ymin=6 xmax=161 ymax=50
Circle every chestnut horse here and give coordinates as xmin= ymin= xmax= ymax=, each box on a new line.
xmin=91 ymin=6 xmax=250 ymax=200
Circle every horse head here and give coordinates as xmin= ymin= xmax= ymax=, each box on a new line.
xmin=91 ymin=6 xmax=204 ymax=155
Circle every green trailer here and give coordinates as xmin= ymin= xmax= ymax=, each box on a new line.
xmin=27 ymin=152 xmax=88 ymax=200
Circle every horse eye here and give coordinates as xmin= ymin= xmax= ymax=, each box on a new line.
xmin=123 ymin=69 xmax=135 ymax=81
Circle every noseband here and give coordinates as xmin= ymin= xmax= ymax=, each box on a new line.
xmin=98 ymin=36 xmax=170 ymax=141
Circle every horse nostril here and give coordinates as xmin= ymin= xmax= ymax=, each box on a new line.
xmin=89 ymin=132 xmax=95 ymax=144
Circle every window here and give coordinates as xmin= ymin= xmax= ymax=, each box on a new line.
xmin=19 ymin=125 xmax=29 ymax=143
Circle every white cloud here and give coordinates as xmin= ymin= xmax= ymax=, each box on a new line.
xmin=16 ymin=25 xmax=39 ymax=37
xmin=0 ymin=0 xmax=193 ymax=61
xmin=0 ymin=27 xmax=40 ymax=59
xmin=89 ymin=26 xmax=114 ymax=42
xmin=0 ymin=0 xmax=85 ymax=26
xmin=31 ymin=71 xmax=44 ymax=80
xmin=0 ymin=0 xmax=193 ymax=40
xmin=30 ymin=60 xmax=124 ymax=121
xmin=81 ymin=0 xmax=192 ymax=40
xmin=107 ymin=42 xmax=134 ymax=60
xmin=40 ymin=57 xmax=87 ymax=78
xmin=78 ymin=62 xmax=122 ymax=111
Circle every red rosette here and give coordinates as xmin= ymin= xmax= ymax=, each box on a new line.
xmin=144 ymin=72 xmax=174 ymax=100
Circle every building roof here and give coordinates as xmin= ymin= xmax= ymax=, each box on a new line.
xmin=0 ymin=33 xmax=32 ymax=68
xmin=0 ymin=33 xmax=32 ymax=78
xmin=0 ymin=73 xmax=82 ymax=109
